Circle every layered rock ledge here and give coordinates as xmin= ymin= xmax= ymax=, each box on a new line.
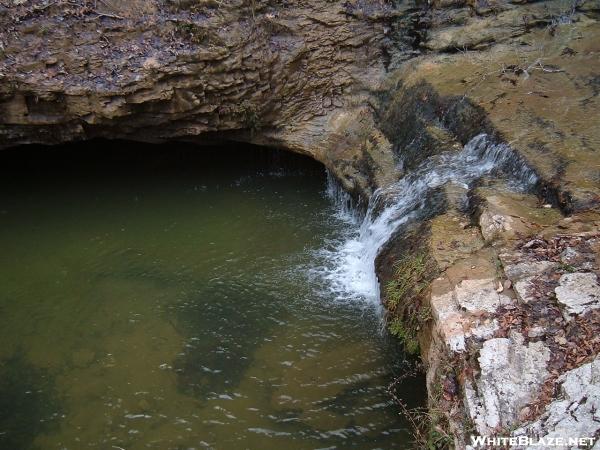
xmin=2 ymin=1 xmax=600 ymax=448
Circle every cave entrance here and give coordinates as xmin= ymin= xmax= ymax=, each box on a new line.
xmin=0 ymin=140 xmax=425 ymax=449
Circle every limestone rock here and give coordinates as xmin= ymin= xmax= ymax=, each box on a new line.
xmin=479 ymin=211 xmax=515 ymax=242
xmin=2 ymin=1 xmax=599 ymax=210
xmin=555 ymin=272 xmax=600 ymax=320
xmin=560 ymin=247 xmax=580 ymax=264
xmin=430 ymin=276 xmax=511 ymax=352
xmin=465 ymin=333 xmax=550 ymax=435
xmin=504 ymin=261 xmax=558 ymax=283
xmin=503 ymin=260 xmax=559 ymax=304
xmin=511 ymin=355 xmax=600 ymax=450
xmin=0 ymin=0 xmax=399 ymax=198
xmin=454 ymin=278 xmax=513 ymax=314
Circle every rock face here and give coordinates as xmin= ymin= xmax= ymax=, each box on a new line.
xmin=555 ymin=272 xmax=600 ymax=319
xmin=430 ymin=276 xmax=510 ymax=352
xmin=386 ymin=2 xmax=600 ymax=212
xmin=2 ymin=0 xmax=600 ymax=205
xmin=465 ymin=333 xmax=550 ymax=435
xmin=512 ymin=355 xmax=600 ymax=450
xmin=0 ymin=0 xmax=400 ymax=197
xmin=378 ymin=186 xmax=600 ymax=447
xmin=3 ymin=1 xmax=600 ymax=449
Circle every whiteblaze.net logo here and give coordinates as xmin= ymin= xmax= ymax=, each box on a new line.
xmin=470 ymin=435 xmax=597 ymax=447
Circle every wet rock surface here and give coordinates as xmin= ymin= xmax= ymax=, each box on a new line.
xmin=2 ymin=1 xmax=600 ymax=448
xmin=389 ymin=1 xmax=600 ymax=212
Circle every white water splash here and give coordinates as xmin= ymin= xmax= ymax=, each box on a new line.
xmin=325 ymin=171 xmax=362 ymax=225
xmin=320 ymin=134 xmax=538 ymax=303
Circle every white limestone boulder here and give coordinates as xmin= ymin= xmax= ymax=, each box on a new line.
xmin=555 ymin=272 xmax=600 ymax=320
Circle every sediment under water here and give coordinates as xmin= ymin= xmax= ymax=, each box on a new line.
xmin=0 ymin=141 xmax=424 ymax=450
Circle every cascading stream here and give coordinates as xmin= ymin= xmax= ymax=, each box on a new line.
xmin=321 ymin=133 xmax=538 ymax=303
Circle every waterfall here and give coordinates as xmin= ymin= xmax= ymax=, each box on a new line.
xmin=325 ymin=171 xmax=362 ymax=224
xmin=322 ymin=133 xmax=538 ymax=303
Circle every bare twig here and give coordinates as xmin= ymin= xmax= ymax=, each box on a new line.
xmin=92 ymin=12 xmax=124 ymax=20
xmin=387 ymin=362 xmax=430 ymax=447
xmin=39 ymin=1 xmax=59 ymax=11
xmin=388 ymin=376 xmax=429 ymax=445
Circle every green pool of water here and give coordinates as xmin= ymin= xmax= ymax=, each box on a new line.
xmin=0 ymin=142 xmax=425 ymax=450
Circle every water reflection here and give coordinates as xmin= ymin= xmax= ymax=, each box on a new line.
xmin=0 ymin=141 xmax=425 ymax=449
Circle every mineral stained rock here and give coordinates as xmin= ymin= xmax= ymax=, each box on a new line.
xmin=2 ymin=1 xmax=600 ymax=206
